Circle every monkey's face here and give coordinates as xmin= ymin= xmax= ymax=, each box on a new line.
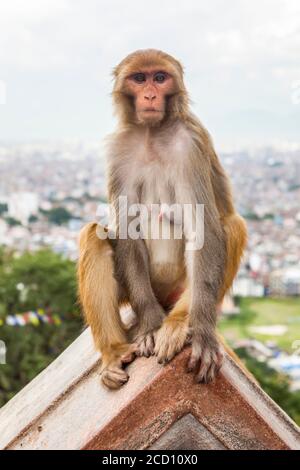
xmin=125 ymin=70 xmax=176 ymax=126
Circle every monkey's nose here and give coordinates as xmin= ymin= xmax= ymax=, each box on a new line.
xmin=144 ymin=93 xmax=156 ymax=101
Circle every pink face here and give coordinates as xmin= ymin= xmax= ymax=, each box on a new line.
xmin=125 ymin=69 xmax=175 ymax=124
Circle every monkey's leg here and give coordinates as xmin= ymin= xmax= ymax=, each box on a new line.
xmin=78 ymin=223 xmax=135 ymax=389
xmin=154 ymin=289 xmax=190 ymax=364
xmin=155 ymin=214 xmax=247 ymax=371
xmin=114 ymin=238 xmax=166 ymax=357
xmin=155 ymin=291 xmax=252 ymax=377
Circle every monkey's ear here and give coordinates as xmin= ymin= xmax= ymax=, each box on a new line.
xmin=111 ymin=66 xmax=118 ymax=78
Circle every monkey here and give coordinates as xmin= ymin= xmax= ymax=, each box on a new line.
xmin=77 ymin=49 xmax=247 ymax=389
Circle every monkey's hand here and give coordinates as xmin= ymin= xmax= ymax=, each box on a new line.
xmin=154 ymin=317 xmax=191 ymax=364
xmin=187 ymin=331 xmax=224 ymax=383
xmin=131 ymin=305 xmax=165 ymax=358
xmin=134 ymin=332 xmax=157 ymax=358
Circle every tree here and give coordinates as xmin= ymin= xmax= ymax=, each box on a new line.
xmin=40 ymin=207 xmax=72 ymax=225
xmin=0 ymin=249 xmax=79 ymax=315
xmin=0 ymin=249 xmax=83 ymax=407
xmin=0 ymin=203 xmax=8 ymax=215
xmin=235 ymin=347 xmax=300 ymax=425
xmin=28 ymin=214 xmax=38 ymax=223
xmin=4 ymin=216 xmax=21 ymax=226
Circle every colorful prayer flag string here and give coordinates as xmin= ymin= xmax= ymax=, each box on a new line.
xmin=0 ymin=309 xmax=63 ymax=327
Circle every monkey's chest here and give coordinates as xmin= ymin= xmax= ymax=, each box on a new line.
xmin=138 ymin=167 xmax=185 ymax=286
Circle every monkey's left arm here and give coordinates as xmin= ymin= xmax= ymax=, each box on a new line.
xmin=184 ymin=146 xmax=227 ymax=382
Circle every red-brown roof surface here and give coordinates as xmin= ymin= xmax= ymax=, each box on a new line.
xmin=0 ymin=327 xmax=299 ymax=450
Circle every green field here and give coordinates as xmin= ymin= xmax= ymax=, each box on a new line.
xmin=219 ymin=297 xmax=300 ymax=353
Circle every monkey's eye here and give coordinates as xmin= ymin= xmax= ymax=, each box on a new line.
xmin=154 ymin=72 xmax=167 ymax=83
xmin=132 ymin=73 xmax=146 ymax=83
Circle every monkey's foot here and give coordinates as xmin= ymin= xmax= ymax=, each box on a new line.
xmin=101 ymin=365 xmax=129 ymax=389
xmin=154 ymin=320 xmax=191 ymax=364
xmin=100 ymin=345 xmax=137 ymax=389
xmin=187 ymin=337 xmax=224 ymax=383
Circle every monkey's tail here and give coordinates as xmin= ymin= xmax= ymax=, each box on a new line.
xmin=219 ymin=213 xmax=248 ymax=301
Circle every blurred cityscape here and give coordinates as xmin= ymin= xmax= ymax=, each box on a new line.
xmin=1 ymin=141 xmax=300 ymax=296
xmin=0 ymin=141 xmax=300 ymax=392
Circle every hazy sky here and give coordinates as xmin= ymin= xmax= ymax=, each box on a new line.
xmin=0 ymin=0 xmax=300 ymax=150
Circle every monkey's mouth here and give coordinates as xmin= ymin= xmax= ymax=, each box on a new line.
xmin=138 ymin=109 xmax=164 ymax=124
xmin=142 ymin=108 xmax=162 ymax=112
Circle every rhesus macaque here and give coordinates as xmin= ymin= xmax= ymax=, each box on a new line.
xmin=78 ymin=49 xmax=247 ymax=389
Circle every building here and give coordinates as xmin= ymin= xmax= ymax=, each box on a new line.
xmin=8 ymin=192 xmax=39 ymax=226
xmin=270 ymin=268 xmax=300 ymax=296
xmin=0 ymin=326 xmax=299 ymax=450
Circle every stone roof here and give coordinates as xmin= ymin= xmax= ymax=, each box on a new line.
xmin=0 ymin=327 xmax=299 ymax=450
